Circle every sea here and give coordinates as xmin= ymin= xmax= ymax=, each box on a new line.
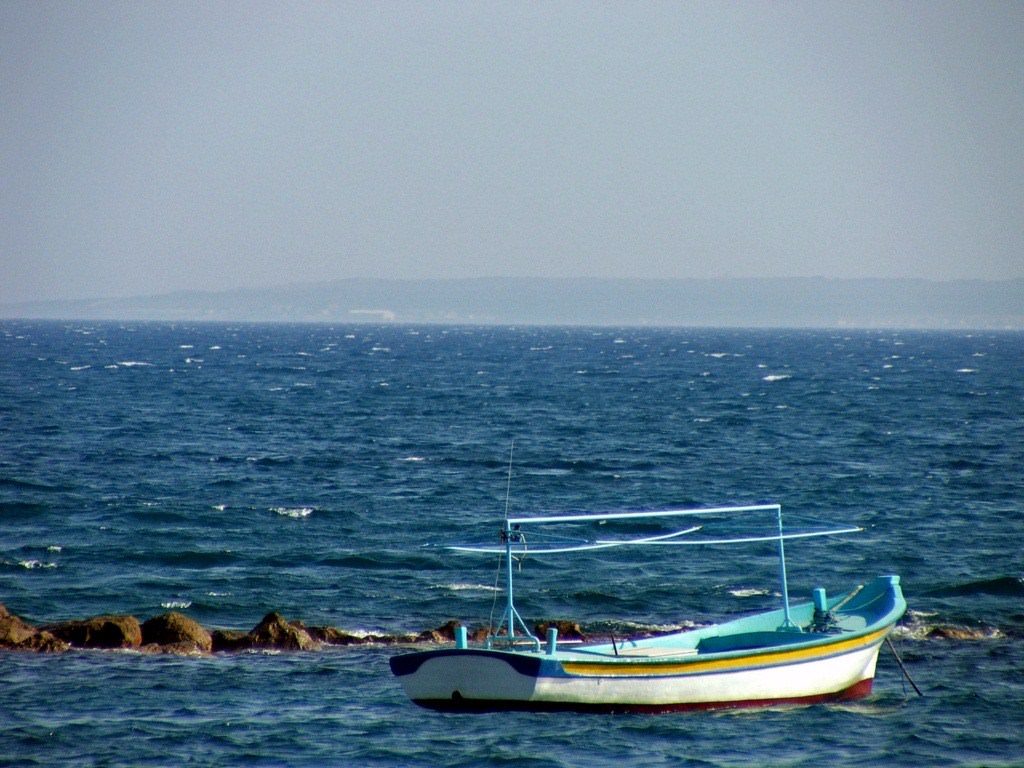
xmin=1 ymin=320 xmax=1022 ymax=767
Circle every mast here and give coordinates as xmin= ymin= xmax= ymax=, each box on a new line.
xmin=489 ymin=442 xmax=539 ymax=649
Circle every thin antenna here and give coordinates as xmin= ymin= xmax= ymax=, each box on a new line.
xmin=503 ymin=440 xmax=515 ymax=520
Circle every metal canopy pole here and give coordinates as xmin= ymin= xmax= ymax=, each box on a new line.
xmin=775 ymin=504 xmax=799 ymax=631
xmin=489 ymin=519 xmax=538 ymax=648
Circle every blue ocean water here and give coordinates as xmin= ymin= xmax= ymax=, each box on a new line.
xmin=1 ymin=320 xmax=1022 ymax=767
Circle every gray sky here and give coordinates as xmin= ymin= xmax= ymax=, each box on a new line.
xmin=2 ymin=1 xmax=1022 ymax=303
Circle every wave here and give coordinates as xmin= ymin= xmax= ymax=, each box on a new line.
xmin=272 ymin=507 xmax=314 ymax=519
xmin=922 ymin=576 xmax=1024 ymax=598
xmin=247 ymin=455 xmax=295 ymax=466
xmin=728 ymin=587 xmax=772 ymax=598
xmin=583 ymin=619 xmax=703 ymax=637
xmin=0 ymin=478 xmax=69 ymax=493
xmin=131 ymin=549 xmax=239 ymax=568
xmin=430 ymin=583 xmax=501 ymax=593
xmin=17 ymin=559 xmax=58 ymax=570
xmin=325 ymin=553 xmax=445 ymax=571
xmin=896 ymin=611 xmax=1005 ymax=642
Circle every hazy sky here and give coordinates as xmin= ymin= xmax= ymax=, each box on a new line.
xmin=2 ymin=1 xmax=1022 ymax=303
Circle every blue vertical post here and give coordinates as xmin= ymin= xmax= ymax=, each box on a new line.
xmin=776 ymin=504 xmax=799 ymax=631
xmin=546 ymin=627 xmax=558 ymax=655
xmin=504 ymin=519 xmax=516 ymax=641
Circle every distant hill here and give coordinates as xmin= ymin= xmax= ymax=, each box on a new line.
xmin=3 ymin=277 xmax=1022 ymax=329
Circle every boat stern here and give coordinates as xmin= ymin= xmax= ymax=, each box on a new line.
xmin=390 ymin=649 xmax=544 ymax=709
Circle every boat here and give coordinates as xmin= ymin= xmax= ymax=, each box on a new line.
xmin=390 ymin=503 xmax=908 ymax=712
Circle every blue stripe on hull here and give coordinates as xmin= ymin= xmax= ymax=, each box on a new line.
xmin=389 ymin=648 xmax=543 ymax=678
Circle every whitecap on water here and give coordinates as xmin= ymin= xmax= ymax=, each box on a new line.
xmin=729 ymin=587 xmax=771 ymax=598
xmin=161 ymin=600 xmax=192 ymax=609
xmin=19 ymin=560 xmax=57 ymax=570
xmin=431 ymin=583 xmax=501 ymax=593
xmin=762 ymin=374 xmax=791 ymax=382
xmin=272 ymin=507 xmax=314 ymax=519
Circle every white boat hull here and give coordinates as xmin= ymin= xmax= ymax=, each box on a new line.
xmin=393 ymin=627 xmax=890 ymax=712
xmin=392 ymin=575 xmax=906 ymax=712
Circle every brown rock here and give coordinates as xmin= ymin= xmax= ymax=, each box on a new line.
xmin=0 ymin=605 xmax=38 ymax=647
xmin=926 ymin=625 xmax=989 ymax=641
xmin=211 ymin=629 xmax=252 ymax=652
xmin=306 ymin=625 xmax=370 ymax=646
xmin=247 ymin=612 xmax=318 ymax=651
xmin=45 ymin=615 xmax=143 ymax=649
xmin=0 ymin=606 xmax=70 ymax=652
xmin=534 ymin=620 xmax=586 ymax=640
xmin=141 ymin=612 xmax=212 ymax=652
xmin=21 ymin=630 xmax=70 ymax=653
xmin=415 ymin=620 xmax=462 ymax=643
xmin=140 ymin=640 xmax=209 ymax=656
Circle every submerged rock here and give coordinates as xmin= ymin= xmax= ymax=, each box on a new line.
xmin=44 ymin=614 xmax=143 ymax=649
xmin=926 ymin=624 xmax=1001 ymax=641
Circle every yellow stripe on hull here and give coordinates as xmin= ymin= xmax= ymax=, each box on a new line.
xmin=560 ymin=627 xmax=892 ymax=677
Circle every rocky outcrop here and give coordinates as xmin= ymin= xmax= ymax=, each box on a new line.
xmin=141 ymin=612 xmax=213 ymax=653
xmin=210 ymin=629 xmax=252 ymax=653
xmin=210 ymin=613 xmax=320 ymax=652
xmin=414 ymin=619 xmax=462 ymax=644
xmin=44 ymin=614 xmax=142 ymax=649
xmin=304 ymin=625 xmax=372 ymax=646
xmin=247 ymin=612 xmax=318 ymax=651
xmin=0 ymin=605 xmax=37 ymax=646
xmin=535 ymin=620 xmax=586 ymax=640
xmin=0 ymin=605 xmax=69 ymax=652
xmin=1 ymin=603 xmax=606 ymax=656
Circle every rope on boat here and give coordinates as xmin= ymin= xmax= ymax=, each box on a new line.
xmin=885 ymin=635 xmax=924 ymax=697
xmin=830 ymin=583 xmax=864 ymax=613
